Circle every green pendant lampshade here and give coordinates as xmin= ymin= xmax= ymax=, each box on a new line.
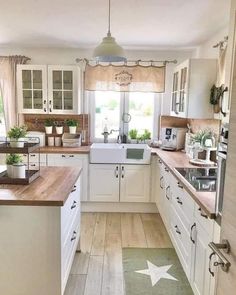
xmin=93 ymin=0 xmax=126 ymax=62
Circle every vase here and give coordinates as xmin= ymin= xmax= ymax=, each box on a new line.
xmin=9 ymin=138 xmax=25 ymax=148
xmin=69 ymin=126 xmax=77 ymax=134
xmin=45 ymin=126 xmax=53 ymax=134
xmin=7 ymin=165 xmax=12 ymax=177
xmin=56 ymin=126 xmax=63 ymax=135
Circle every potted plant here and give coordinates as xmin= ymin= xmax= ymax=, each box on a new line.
xmin=7 ymin=125 xmax=27 ymax=148
xmin=44 ymin=119 xmax=54 ymax=134
xmin=65 ymin=119 xmax=78 ymax=134
xmin=6 ymin=154 xmax=23 ymax=178
xmin=142 ymin=129 xmax=151 ymax=144
xmin=129 ymin=129 xmax=138 ymax=143
xmin=55 ymin=121 xmax=64 ymax=135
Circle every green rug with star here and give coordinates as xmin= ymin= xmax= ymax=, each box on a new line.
xmin=122 ymin=248 xmax=193 ymax=295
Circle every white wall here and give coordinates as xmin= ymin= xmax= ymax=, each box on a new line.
xmin=0 ymin=47 xmax=194 ymax=115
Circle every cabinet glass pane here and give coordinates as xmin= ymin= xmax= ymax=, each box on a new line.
xmin=53 ymin=91 xmax=62 ymax=109
xmin=64 ymin=91 xmax=73 ymax=110
xmin=23 ymin=90 xmax=32 ymax=109
xmin=33 ymin=70 xmax=42 ymax=89
xmin=33 ymin=90 xmax=43 ymax=109
xmin=63 ymin=71 xmax=73 ymax=90
xmin=53 ymin=71 xmax=62 ymax=90
xmin=22 ymin=70 xmax=32 ymax=89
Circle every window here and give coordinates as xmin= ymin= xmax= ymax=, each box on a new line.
xmin=89 ymin=91 xmax=160 ymax=142
xmin=0 ymin=94 xmax=6 ymax=136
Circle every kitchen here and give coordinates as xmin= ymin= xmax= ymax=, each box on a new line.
xmin=0 ymin=0 xmax=235 ymax=295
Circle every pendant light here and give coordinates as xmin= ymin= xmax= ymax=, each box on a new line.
xmin=93 ymin=0 xmax=126 ymax=62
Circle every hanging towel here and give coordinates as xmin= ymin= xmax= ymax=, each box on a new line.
xmin=126 ymin=148 xmax=144 ymax=160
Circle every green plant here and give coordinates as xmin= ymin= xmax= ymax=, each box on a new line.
xmin=129 ymin=129 xmax=138 ymax=139
xmin=191 ymin=129 xmax=216 ymax=146
xmin=6 ymin=154 xmax=22 ymax=165
xmin=65 ymin=119 xmax=78 ymax=127
xmin=44 ymin=118 xmax=54 ymax=127
xmin=7 ymin=125 xmax=27 ymax=139
xmin=54 ymin=120 xmax=63 ymax=127
xmin=143 ymin=129 xmax=151 ymax=140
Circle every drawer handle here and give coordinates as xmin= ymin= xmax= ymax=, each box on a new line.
xmin=208 ymin=252 xmax=216 ymax=277
xmin=30 ymin=164 xmax=36 ymax=167
xmin=71 ymin=185 xmax=77 ymax=193
xmin=160 ymin=177 xmax=163 ymax=189
xmin=115 ymin=166 xmax=119 ymax=178
xmin=121 ymin=166 xmax=125 ymax=178
xmin=71 ymin=230 xmax=77 ymax=241
xmin=30 ymin=154 xmax=36 ymax=157
xmin=177 ymin=182 xmax=183 ymax=189
xmin=62 ymin=155 xmax=66 ymax=158
xmin=198 ymin=207 xmax=208 ymax=219
xmin=165 ymin=167 xmax=169 ymax=172
xmin=175 ymin=225 xmax=181 ymax=235
xmin=71 ymin=200 xmax=77 ymax=209
xmin=158 ymin=159 xmax=162 ymax=164
xmin=165 ymin=185 xmax=170 ymax=200
xmin=69 ymin=155 xmax=74 ymax=158
xmin=176 ymin=197 xmax=183 ymax=205
xmin=190 ymin=223 xmax=196 ymax=244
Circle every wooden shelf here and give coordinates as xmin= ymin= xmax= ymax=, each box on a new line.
xmin=0 ymin=169 xmax=40 ymax=185
xmin=0 ymin=142 xmax=40 ymax=154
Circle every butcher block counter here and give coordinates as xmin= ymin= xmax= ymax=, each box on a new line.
xmin=0 ymin=166 xmax=82 ymax=206
xmin=39 ymin=145 xmax=90 ymax=154
xmin=152 ymin=148 xmax=216 ymax=218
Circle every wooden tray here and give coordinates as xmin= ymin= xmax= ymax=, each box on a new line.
xmin=0 ymin=169 xmax=40 ymax=185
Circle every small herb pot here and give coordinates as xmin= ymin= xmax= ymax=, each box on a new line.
xmin=69 ymin=126 xmax=77 ymax=134
xmin=12 ymin=164 xmax=26 ymax=179
xmin=9 ymin=138 xmax=25 ymax=148
xmin=45 ymin=126 xmax=53 ymax=134
xmin=56 ymin=126 xmax=63 ymax=135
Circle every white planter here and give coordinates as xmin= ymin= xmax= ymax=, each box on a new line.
xmin=56 ymin=126 xmax=63 ymax=135
xmin=9 ymin=138 xmax=25 ymax=148
xmin=12 ymin=164 xmax=25 ymax=179
xmin=69 ymin=126 xmax=77 ymax=134
xmin=129 ymin=139 xmax=138 ymax=144
xmin=45 ymin=126 xmax=53 ymax=134
xmin=7 ymin=165 xmax=13 ymax=177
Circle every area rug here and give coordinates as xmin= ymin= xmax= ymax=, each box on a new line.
xmin=122 ymin=248 xmax=193 ymax=295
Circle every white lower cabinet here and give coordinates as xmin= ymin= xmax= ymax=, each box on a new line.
xmin=89 ymin=164 xmax=150 ymax=203
xmin=155 ymin=156 xmax=216 ymax=295
xmin=47 ymin=153 xmax=89 ymax=201
xmin=89 ymin=164 xmax=120 ymax=202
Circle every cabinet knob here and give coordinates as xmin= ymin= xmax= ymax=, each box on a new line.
xmin=176 ymin=197 xmax=183 ymax=205
xmin=71 ymin=230 xmax=77 ymax=241
xmin=71 ymin=200 xmax=77 ymax=209
xmin=121 ymin=166 xmax=125 ymax=178
xmin=177 ymin=182 xmax=183 ymax=189
xmin=175 ymin=225 xmax=181 ymax=235
xmin=198 ymin=207 xmax=208 ymax=219
xmin=44 ymin=108 xmax=47 ymax=112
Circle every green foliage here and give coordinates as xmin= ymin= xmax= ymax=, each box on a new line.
xmin=137 ymin=129 xmax=152 ymax=142
xmin=7 ymin=125 xmax=27 ymax=139
xmin=65 ymin=119 xmax=78 ymax=127
xmin=191 ymin=129 xmax=216 ymax=146
xmin=6 ymin=154 xmax=22 ymax=165
xmin=54 ymin=120 xmax=63 ymax=127
xmin=129 ymin=129 xmax=138 ymax=139
xmin=44 ymin=118 xmax=54 ymax=127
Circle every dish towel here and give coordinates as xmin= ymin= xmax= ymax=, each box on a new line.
xmin=126 ymin=149 xmax=144 ymax=160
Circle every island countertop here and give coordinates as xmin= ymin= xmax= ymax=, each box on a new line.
xmin=151 ymin=148 xmax=216 ymax=219
xmin=0 ymin=166 xmax=82 ymax=206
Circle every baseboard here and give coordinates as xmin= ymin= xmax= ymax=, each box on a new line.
xmin=81 ymin=202 xmax=158 ymax=213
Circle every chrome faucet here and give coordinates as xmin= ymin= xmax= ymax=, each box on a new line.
xmin=101 ymin=128 xmax=121 ymax=143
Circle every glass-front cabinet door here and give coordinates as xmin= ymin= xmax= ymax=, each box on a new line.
xmin=48 ymin=66 xmax=79 ymax=114
xmin=17 ymin=65 xmax=47 ymax=114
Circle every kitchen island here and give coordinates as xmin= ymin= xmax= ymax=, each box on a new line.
xmin=0 ymin=166 xmax=82 ymax=295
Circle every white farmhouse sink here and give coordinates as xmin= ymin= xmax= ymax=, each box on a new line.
xmin=90 ymin=143 xmax=151 ymax=164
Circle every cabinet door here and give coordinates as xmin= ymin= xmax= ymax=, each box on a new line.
xmin=48 ymin=66 xmax=80 ymax=114
xmin=191 ymin=222 xmax=212 ymax=295
xmin=17 ymin=65 xmax=47 ymax=114
xmin=47 ymin=153 xmax=88 ymax=201
xmin=120 ymin=165 xmax=150 ymax=202
xmin=89 ymin=164 xmax=120 ymax=202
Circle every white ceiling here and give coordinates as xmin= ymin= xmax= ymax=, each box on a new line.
xmin=0 ymin=0 xmax=231 ymax=49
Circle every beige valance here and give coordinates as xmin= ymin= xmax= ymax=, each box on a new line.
xmin=84 ymin=64 xmax=166 ymax=93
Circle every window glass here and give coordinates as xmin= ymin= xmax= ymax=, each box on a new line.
xmin=128 ymin=92 xmax=154 ymax=138
xmin=0 ymin=94 xmax=6 ymax=136
xmin=94 ymin=91 xmax=120 ymax=139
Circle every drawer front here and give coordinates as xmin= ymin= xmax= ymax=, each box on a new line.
xmin=22 ymin=153 xmax=47 ymax=163
xmin=194 ymin=206 xmax=214 ymax=236
xmin=47 ymin=153 xmax=84 ymax=166
xmin=61 ymin=216 xmax=80 ymax=293
xmin=61 ymin=177 xmax=81 ymax=243
xmin=172 ymin=184 xmax=195 ymax=228
xmin=170 ymin=205 xmax=192 ymax=278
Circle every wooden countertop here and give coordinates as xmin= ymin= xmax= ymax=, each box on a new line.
xmin=151 ymin=148 xmax=216 ymax=219
xmin=38 ymin=146 xmax=90 ymax=154
xmin=0 ymin=167 xmax=82 ymax=206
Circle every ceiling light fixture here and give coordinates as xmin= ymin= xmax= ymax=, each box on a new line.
xmin=93 ymin=0 xmax=126 ymax=62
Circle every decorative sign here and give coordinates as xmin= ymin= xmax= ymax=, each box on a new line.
xmin=115 ymin=70 xmax=133 ymax=86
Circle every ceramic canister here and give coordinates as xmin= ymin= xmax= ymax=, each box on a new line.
xmin=12 ymin=164 xmax=26 ymax=179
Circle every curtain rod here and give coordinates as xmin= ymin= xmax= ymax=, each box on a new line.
xmin=213 ymin=36 xmax=228 ymax=49
xmin=75 ymin=58 xmax=177 ymax=66
xmin=0 ymin=55 xmax=31 ymax=61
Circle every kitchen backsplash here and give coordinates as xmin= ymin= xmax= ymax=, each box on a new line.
xmin=23 ymin=114 xmax=90 ymax=145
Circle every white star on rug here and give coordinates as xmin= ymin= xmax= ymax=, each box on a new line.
xmin=135 ymin=260 xmax=178 ymax=287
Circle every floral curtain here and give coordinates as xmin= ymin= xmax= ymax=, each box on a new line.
xmin=0 ymin=55 xmax=29 ymax=130
xmin=85 ymin=64 xmax=166 ymax=93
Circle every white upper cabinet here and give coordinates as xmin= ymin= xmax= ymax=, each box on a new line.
xmin=171 ymin=59 xmax=217 ymax=118
xmin=17 ymin=65 xmax=81 ymax=114
xmin=17 ymin=65 xmax=48 ymax=114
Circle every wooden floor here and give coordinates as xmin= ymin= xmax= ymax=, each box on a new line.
xmin=64 ymin=213 xmax=172 ymax=295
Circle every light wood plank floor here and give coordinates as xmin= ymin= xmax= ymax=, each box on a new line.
xmin=64 ymin=213 xmax=172 ymax=295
